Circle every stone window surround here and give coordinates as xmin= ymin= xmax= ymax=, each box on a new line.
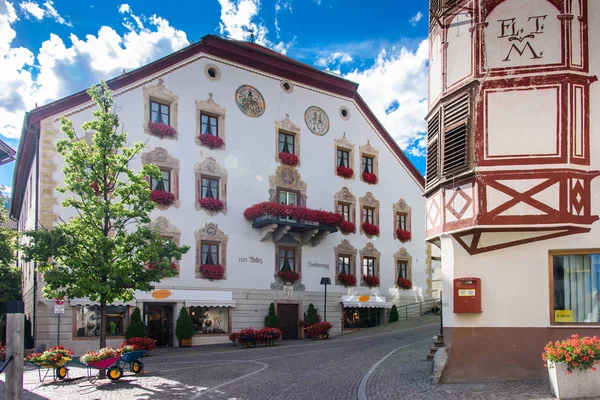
xmin=333 ymin=134 xmax=355 ymax=178
xmin=195 ymin=157 xmax=228 ymax=215
xmin=274 ymin=116 xmax=301 ymax=166
xmin=359 ymin=192 xmax=380 ymax=236
xmin=359 ymin=242 xmax=381 ymax=287
xmin=149 ymin=216 xmax=182 ymax=274
xmin=195 ymin=94 xmax=226 ymax=149
xmin=393 ymin=199 xmax=412 ymax=239
xmin=142 ymin=147 xmax=181 ymax=209
xmin=269 ymin=165 xmax=307 ymax=207
xmin=143 ymin=79 xmax=179 ymax=140
xmin=359 ymin=141 xmax=379 ymax=183
xmin=334 ymin=187 xmax=357 ymax=234
xmin=274 ymin=234 xmax=302 ymax=277
xmin=195 ymin=223 xmax=228 ymax=279
xmin=334 ymin=239 xmax=357 ymax=286
xmin=394 ymin=248 xmax=413 ymax=285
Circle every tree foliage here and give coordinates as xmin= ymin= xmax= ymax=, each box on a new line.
xmin=389 ymin=304 xmax=399 ymax=323
xmin=21 ymin=82 xmax=189 ymax=348
xmin=0 ymin=189 xmax=19 ymax=316
xmin=175 ymin=307 xmax=195 ymax=341
xmin=126 ymin=306 xmax=146 ymax=339
xmin=264 ymin=302 xmax=279 ymax=328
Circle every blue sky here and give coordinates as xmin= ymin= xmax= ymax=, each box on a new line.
xmin=0 ymin=0 xmax=429 ymax=195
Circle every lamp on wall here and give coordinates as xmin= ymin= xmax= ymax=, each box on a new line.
xmin=320 ymin=277 xmax=331 ymax=322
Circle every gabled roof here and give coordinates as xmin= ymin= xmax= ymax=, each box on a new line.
xmin=10 ymin=34 xmax=424 ymax=219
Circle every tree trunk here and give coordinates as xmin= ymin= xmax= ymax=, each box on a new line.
xmin=100 ymin=298 xmax=107 ymax=349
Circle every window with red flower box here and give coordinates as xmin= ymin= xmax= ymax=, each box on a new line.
xmin=359 ymin=192 xmax=380 ymax=237
xmin=195 ymin=158 xmax=227 ymax=214
xmin=359 ymin=141 xmax=379 ymax=184
xmin=393 ymin=199 xmax=412 ymax=242
xmin=196 ymin=97 xmax=226 ymax=149
xmin=275 ymin=235 xmax=302 ymax=280
xmin=142 ymin=148 xmax=180 ymax=209
xmin=394 ymin=248 xmax=412 ymax=290
xmin=143 ymin=80 xmax=178 ymax=140
xmin=335 ymin=187 xmax=356 ymax=235
xmin=360 ymin=242 xmax=380 ymax=287
xmin=274 ymin=118 xmax=301 ymax=166
xmin=334 ymin=239 xmax=357 ymax=286
xmin=195 ymin=223 xmax=228 ymax=280
xmin=334 ymin=135 xmax=355 ymax=178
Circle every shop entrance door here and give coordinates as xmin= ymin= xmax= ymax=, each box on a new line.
xmin=144 ymin=303 xmax=174 ymax=347
xmin=277 ymin=303 xmax=299 ymax=339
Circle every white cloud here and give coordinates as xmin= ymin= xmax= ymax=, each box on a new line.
xmin=409 ymin=11 xmax=423 ymax=26
xmin=118 ymin=3 xmax=130 ymax=13
xmin=315 ymin=51 xmax=353 ymax=68
xmin=43 ymin=1 xmax=70 ymax=26
xmin=344 ymin=40 xmax=429 ymax=154
xmin=0 ymin=3 xmax=188 ymax=139
xmin=19 ymin=0 xmax=71 ymax=26
xmin=19 ymin=1 xmax=44 ymax=19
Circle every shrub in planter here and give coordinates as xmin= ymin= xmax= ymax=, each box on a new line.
xmin=150 ymin=189 xmax=175 ymax=206
xmin=199 ymin=264 xmax=225 ymax=280
xmin=306 ymin=322 xmax=332 ymax=339
xmin=363 ymin=275 xmax=380 ymax=288
xmin=199 ymin=197 xmax=224 ymax=211
xmin=199 ymin=133 xmax=225 ymax=149
xmin=338 ymin=273 xmax=357 ymax=287
xmin=148 ymin=121 xmax=176 ymax=138
xmin=397 ymin=277 xmax=412 ymax=290
xmin=124 ymin=337 xmax=156 ymax=352
xmin=389 ymin=305 xmax=399 ymax=322
xmin=176 ymin=307 xmax=195 ymax=347
xmin=279 ymin=152 xmax=299 ymax=166
xmin=264 ymin=302 xmax=280 ymax=328
xmin=304 ymin=303 xmax=318 ymax=326
xmin=362 ymin=222 xmax=380 ymax=237
xmin=336 ymin=166 xmax=354 ymax=178
xmin=396 ymin=229 xmax=411 ymax=242
xmin=126 ymin=307 xmax=147 ymax=339
xmin=339 ymin=220 xmax=356 ymax=234
xmin=362 ymin=172 xmax=378 ymax=184
xmin=277 ymin=271 xmax=300 ymax=285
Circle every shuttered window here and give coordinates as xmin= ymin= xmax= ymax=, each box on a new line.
xmin=426 ymin=110 xmax=440 ymax=187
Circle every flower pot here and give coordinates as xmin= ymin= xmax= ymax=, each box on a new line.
xmin=548 ymin=362 xmax=600 ymax=399
xmin=179 ymin=338 xmax=193 ymax=347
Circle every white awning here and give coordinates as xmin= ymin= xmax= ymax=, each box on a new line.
xmin=133 ymin=289 xmax=235 ymax=307
xmin=340 ymin=294 xmax=392 ymax=309
xmin=185 ymin=300 xmax=236 ymax=308
xmin=69 ymin=299 xmax=136 ymax=307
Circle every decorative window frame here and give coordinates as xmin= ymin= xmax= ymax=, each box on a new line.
xmin=392 ymin=199 xmax=412 ymax=239
xmin=334 ymin=239 xmax=357 ymax=286
xmin=143 ymin=79 xmax=179 ymax=140
xmin=269 ymin=165 xmax=307 ymax=206
xmin=195 ymin=223 xmax=228 ymax=279
xmin=195 ymin=94 xmax=226 ymax=149
xmin=274 ymin=234 xmax=302 ymax=277
xmin=149 ymin=216 xmax=181 ymax=274
xmin=394 ymin=248 xmax=413 ymax=285
xmin=359 ymin=192 xmax=380 ymax=235
xmin=359 ymin=140 xmax=379 ymax=183
xmin=194 ymin=157 xmax=228 ymax=215
xmin=142 ymin=147 xmax=180 ymax=209
xmin=360 ymin=242 xmax=381 ymax=287
xmin=274 ymin=115 xmax=301 ymax=166
xmin=334 ymin=134 xmax=355 ymax=178
xmin=334 ymin=187 xmax=356 ymax=231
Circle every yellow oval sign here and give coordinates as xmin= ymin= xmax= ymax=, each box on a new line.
xmin=151 ymin=289 xmax=172 ymax=299
xmin=358 ymin=295 xmax=370 ymax=302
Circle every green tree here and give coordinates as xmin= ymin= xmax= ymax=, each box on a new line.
xmin=21 ymin=82 xmax=189 ymax=349
xmin=175 ymin=307 xmax=194 ymax=343
xmin=304 ymin=303 xmax=317 ymax=325
xmin=264 ymin=302 xmax=279 ymax=328
xmin=126 ymin=307 xmax=146 ymax=338
xmin=389 ymin=305 xmax=399 ymax=323
xmin=0 ymin=189 xmax=19 ymax=316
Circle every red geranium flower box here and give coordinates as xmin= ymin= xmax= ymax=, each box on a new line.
xmin=338 ymin=273 xmax=357 ymax=287
xmin=277 ymin=271 xmax=301 ymax=284
xmin=199 ymin=197 xmax=224 ymax=211
xmin=336 ymin=166 xmax=354 ymax=178
xmin=150 ymin=189 xmax=175 ymax=206
xmin=362 ymin=172 xmax=378 ymax=184
xmin=148 ymin=121 xmax=176 ymax=138
xmin=243 ymin=202 xmax=343 ymax=227
xmin=397 ymin=278 xmax=412 ymax=290
xmin=306 ymin=322 xmax=332 ymax=338
xmin=199 ymin=133 xmax=225 ymax=149
xmin=339 ymin=220 xmax=356 ymax=234
xmin=279 ymin=152 xmax=299 ymax=166
xmin=199 ymin=264 xmax=225 ymax=280
xmin=362 ymin=222 xmax=380 ymax=237
xmin=396 ymin=229 xmax=412 ymax=242
xmin=363 ymin=275 xmax=380 ymax=288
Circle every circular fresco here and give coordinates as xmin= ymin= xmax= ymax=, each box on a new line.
xmin=235 ymin=85 xmax=266 ymax=118
xmin=304 ymin=106 xmax=330 ymax=136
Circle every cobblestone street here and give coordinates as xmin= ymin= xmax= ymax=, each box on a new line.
xmin=0 ymin=316 xmax=580 ymax=399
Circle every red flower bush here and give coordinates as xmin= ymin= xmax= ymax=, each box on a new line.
xmin=150 ymin=189 xmax=175 ymax=206
xmin=148 ymin=121 xmax=176 ymax=138
xmin=397 ymin=278 xmax=412 ymax=290
xmin=244 ymin=202 xmax=343 ymax=227
xmin=234 ymin=327 xmax=282 ymax=345
xmin=363 ymin=275 xmax=380 ymax=288
xmin=277 ymin=271 xmax=301 ymax=284
xmin=229 ymin=332 xmax=238 ymax=342
xmin=339 ymin=220 xmax=356 ymax=234
xmin=362 ymin=222 xmax=380 ymax=237
xmin=362 ymin=172 xmax=378 ymax=184
xmin=396 ymin=229 xmax=412 ymax=242
xmin=306 ymin=322 xmax=332 ymax=338
xmin=279 ymin=152 xmax=299 ymax=166
xmin=199 ymin=197 xmax=224 ymax=211
xmin=336 ymin=166 xmax=354 ymax=178
xmin=338 ymin=273 xmax=357 ymax=287
xmin=124 ymin=337 xmax=156 ymax=352
xmin=543 ymin=334 xmax=600 ymax=373
xmin=199 ymin=133 xmax=225 ymax=149
xmin=199 ymin=264 xmax=225 ymax=280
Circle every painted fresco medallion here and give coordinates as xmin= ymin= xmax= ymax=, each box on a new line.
xmin=304 ymin=106 xmax=330 ymax=136
xmin=281 ymin=167 xmax=296 ymax=185
xmin=235 ymin=85 xmax=266 ymax=117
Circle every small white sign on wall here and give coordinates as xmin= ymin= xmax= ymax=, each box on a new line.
xmin=283 ymin=286 xmax=293 ymax=299
xmin=54 ymin=304 xmax=65 ymax=314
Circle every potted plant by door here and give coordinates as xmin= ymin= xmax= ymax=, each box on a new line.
xmin=176 ymin=307 xmax=195 ymax=347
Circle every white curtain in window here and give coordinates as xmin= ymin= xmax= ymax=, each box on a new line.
xmin=561 ymin=255 xmax=600 ymax=323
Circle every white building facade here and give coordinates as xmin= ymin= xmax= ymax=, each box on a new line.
xmin=11 ymin=36 xmax=428 ymax=353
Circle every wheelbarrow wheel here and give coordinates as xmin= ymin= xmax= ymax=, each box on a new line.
xmin=130 ymin=361 xmax=143 ymax=374
xmin=56 ymin=366 xmax=68 ymax=380
xmin=107 ymin=367 xmax=123 ymax=381
xmin=322 ymin=333 xmax=329 ymax=340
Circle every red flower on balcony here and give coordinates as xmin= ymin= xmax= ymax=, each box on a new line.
xmin=363 ymin=275 xmax=380 ymax=288
xmin=147 ymin=261 xmax=179 ymax=277
xmin=279 ymin=152 xmax=299 ymax=166
xmin=339 ymin=220 xmax=356 ymax=234
xmin=362 ymin=222 xmax=380 ymax=237
xmin=396 ymin=229 xmax=412 ymax=242
xmin=277 ymin=271 xmax=301 ymax=284
xmin=150 ymin=189 xmax=175 ymax=206
xmin=397 ymin=278 xmax=412 ymax=290
xmin=148 ymin=121 xmax=176 ymax=138
xmin=243 ymin=202 xmax=343 ymax=227
xmin=336 ymin=166 xmax=354 ymax=178
xmin=199 ymin=264 xmax=225 ymax=280
xmin=338 ymin=273 xmax=357 ymax=287
xmin=199 ymin=133 xmax=225 ymax=149
xmin=199 ymin=197 xmax=224 ymax=211
xmin=362 ymin=172 xmax=378 ymax=184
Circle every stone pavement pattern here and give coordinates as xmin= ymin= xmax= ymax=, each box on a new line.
xmin=1 ymin=315 xmax=592 ymax=400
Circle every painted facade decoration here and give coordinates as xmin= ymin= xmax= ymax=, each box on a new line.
xmin=304 ymin=106 xmax=330 ymax=136
xmin=235 ymin=84 xmax=266 ymax=117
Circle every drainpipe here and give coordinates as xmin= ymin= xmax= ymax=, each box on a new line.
xmin=32 ymin=125 xmax=40 ymax=344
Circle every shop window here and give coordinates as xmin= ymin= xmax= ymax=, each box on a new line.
xmin=75 ymin=305 xmax=129 ymax=337
xmin=189 ymin=306 xmax=230 ymax=334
